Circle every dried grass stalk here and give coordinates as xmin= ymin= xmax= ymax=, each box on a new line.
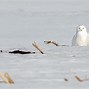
xmin=44 ymin=40 xmax=59 ymax=46
xmin=32 ymin=42 xmax=44 ymax=54
xmin=0 ymin=72 xmax=14 ymax=84
xmin=75 ymin=76 xmax=83 ymax=82
xmin=4 ymin=72 xmax=14 ymax=84
xmin=75 ymin=76 xmax=89 ymax=82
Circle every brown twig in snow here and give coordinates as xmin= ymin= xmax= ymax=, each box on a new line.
xmin=44 ymin=40 xmax=69 ymax=46
xmin=44 ymin=40 xmax=59 ymax=46
xmin=0 ymin=72 xmax=14 ymax=84
xmin=4 ymin=72 xmax=14 ymax=84
xmin=32 ymin=42 xmax=44 ymax=54
xmin=75 ymin=76 xmax=89 ymax=82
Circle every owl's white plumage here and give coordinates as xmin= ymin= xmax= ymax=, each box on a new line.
xmin=72 ymin=25 xmax=89 ymax=46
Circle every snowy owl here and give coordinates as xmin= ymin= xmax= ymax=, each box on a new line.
xmin=72 ymin=25 xmax=89 ymax=46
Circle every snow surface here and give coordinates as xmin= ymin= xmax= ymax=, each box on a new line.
xmin=0 ymin=0 xmax=89 ymax=89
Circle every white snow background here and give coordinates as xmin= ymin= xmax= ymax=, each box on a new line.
xmin=0 ymin=0 xmax=89 ymax=89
